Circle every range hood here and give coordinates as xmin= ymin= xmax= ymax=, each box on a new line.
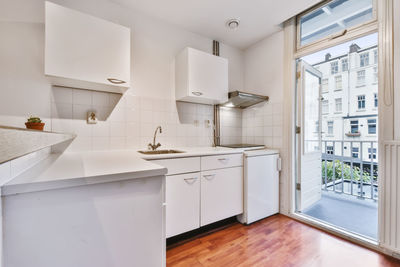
xmin=221 ymin=91 xmax=269 ymax=109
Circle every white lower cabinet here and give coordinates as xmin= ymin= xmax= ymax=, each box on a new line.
xmin=166 ymin=172 xmax=200 ymax=238
xmin=200 ymin=167 xmax=243 ymax=226
xmin=154 ymin=154 xmax=244 ymax=238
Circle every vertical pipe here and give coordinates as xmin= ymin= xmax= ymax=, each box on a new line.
xmin=212 ymin=40 xmax=220 ymax=147
xmin=213 ymin=40 xmax=220 ymax=56
xmin=213 ymin=105 xmax=220 ymax=146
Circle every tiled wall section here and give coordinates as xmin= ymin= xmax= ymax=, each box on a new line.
xmin=242 ymin=101 xmax=283 ymax=149
xmin=51 ymin=87 xmax=215 ymax=151
xmin=219 ymin=107 xmax=242 ymax=145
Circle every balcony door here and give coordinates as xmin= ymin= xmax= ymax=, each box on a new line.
xmin=295 ymin=60 xmax=322 ymax=212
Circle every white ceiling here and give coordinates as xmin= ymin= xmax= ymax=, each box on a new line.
xmin=111 ymin=0 xmax=322 ymax=49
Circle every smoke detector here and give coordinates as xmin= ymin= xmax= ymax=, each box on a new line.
xmin=226 ymin=19 xmax=240 ymax=30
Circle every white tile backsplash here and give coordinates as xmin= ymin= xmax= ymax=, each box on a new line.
xmin=241 ymin=101 xmax=284 ymax=149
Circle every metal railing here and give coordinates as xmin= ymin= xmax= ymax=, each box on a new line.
xmin=321 ymin=140 xmax=378 ymax=200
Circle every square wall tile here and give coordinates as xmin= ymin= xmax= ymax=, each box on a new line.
xmin=73 ymin=89 xmax=92 ymax=105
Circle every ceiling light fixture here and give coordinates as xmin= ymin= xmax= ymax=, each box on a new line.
xmin=226 ymin=19 xmax=240 ymax=30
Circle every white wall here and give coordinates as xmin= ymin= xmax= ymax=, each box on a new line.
xmin=242 ymin=30 xmax=287 ymax=212
xmin=0 ymin=0 xmax=244 ymax=151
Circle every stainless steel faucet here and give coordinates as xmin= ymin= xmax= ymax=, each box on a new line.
xmin=148 ymin=126 xmax=162 ymax=151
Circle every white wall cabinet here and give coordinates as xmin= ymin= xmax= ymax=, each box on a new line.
xmin=166 ymin=172 xmax=200 ymax=238
xmin=45 ymin=2 xmax=131 ymax=93
xmin=175 ymin=47 xmax=228 ymax=104
xmin=200 ymin=167 xmax=243 ymax=226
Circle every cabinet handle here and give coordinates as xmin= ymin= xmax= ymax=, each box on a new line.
xmin=192 ymin=91 xmax=203 ymax=96
xmin=218 ymin=158 xmax=229 ymax=161
xmin=107 ymin=78 xmax=126 ymax=84
xmin=184 ymin=177 xmax=197 ymax=184
xmin=203 ymin=174 xmax=216 ymax=180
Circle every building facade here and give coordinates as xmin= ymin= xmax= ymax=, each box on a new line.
xmin=313 ymin=44 xmax=378 ymax=163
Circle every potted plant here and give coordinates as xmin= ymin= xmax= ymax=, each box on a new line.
xmin=25 ymin=116 xmax=45 ymax=131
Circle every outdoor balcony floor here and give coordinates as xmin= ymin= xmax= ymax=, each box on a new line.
xmin=302 ymin=190 xmax=378 ymax=240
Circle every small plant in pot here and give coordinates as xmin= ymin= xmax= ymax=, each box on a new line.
xmin=25 ymin=116 xmax=45 ymax=131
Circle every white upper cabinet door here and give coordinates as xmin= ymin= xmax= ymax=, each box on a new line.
xmin=45 ymin=2 xmax=130 ymax=93
xmin=200 ymin=167 xmax=243 ymax=226
xmin=175 ymin=47 xmax=228 ymax=104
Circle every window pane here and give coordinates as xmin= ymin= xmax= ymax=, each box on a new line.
xmin=299 ymin=0 xmax=374 ymax=46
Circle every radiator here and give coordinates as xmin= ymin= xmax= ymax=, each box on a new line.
xmin=380 ymin=141 xmax=400 ymax=254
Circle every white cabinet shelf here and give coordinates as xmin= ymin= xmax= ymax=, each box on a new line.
xmin=175 ymin=47 xmax=228 ymax=104
xmin=45 ymin=1 xmax=130 ymax=93
xmin=0 ymin=125 xmax=76 ymax=164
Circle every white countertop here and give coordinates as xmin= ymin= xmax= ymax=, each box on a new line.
xmin=2 ymin=150 xmax=167 ymax=196
xmin=2 ymin=146 xmax=275 ymax=196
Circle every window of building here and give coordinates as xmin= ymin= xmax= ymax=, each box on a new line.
xmin=321 ymin=78 xmax=329 ymax=93
xmin=360 ymin=52 xmax=369 ymax=67
xmin=335 ymin=75 xmax=342 ymax=90
xmin=373 ymin=66 xmax=378 ymax=83
xmin=326 ymin=146 xmax=334 ymax=155
xmin=374 ymin=49 xmax=378 ymax=64
xmin=351 ymin=120 xmax=359 ymax=133
xmin=368 ymin=119 xmax=376 ymax=134
xmin=335 ymin=98 xmax=342 ymax=112
xmin=369 ymin=148 xmax=377 ymax=159
xmin=327 ymin=121 xmax=334 ymax=135
xmin=374 ymin=93 xmax=378 ymax=107
xmin=358 ymin=95 xmax=366 ymax=109
xmin=297 ymin=0 xmax=375 ymax=47
xmin=322 ymin=100 xmax=329 ymax=114
xmin=357 ymin=70 xmax=366 ymax=86
xmin=331 ymin=61 xmax=338 ymax=74
xmin=352 ymin=147 xmax=359 ymax=158
xmin=341 ymin=58 xmax=348 ymax=72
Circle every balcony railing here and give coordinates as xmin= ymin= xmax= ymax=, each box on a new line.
xmin=321 ymin=140 xmax=378 ymax=200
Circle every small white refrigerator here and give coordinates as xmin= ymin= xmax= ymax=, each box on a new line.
xmin=237 ymin=149 xmax=280 ymax=224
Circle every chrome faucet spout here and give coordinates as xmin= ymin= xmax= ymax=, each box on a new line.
xmin=148 ymin=126 xmax=162 ymax=151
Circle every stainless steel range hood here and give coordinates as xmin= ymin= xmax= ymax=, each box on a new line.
xmin=221 ymin=91 xmax=269 ymax=109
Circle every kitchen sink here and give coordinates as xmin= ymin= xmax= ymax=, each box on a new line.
xmin=138 ymin=149 xmax=185 ymax=155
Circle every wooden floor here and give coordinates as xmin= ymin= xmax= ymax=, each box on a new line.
xmin=167 ymin=214 xmax=400 ymax=267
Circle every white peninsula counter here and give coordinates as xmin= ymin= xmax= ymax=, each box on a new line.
xmin=2 ymin=150 xmax=167 ymax=267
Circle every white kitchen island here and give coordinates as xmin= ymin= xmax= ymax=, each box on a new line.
xmin=1 ymin=150 xmax=167 ymax=267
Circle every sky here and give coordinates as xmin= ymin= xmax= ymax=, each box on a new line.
xmin=301 ymin=32 xmax=378 ymax=65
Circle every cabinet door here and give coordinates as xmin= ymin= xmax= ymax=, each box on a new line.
xmin=166 ymin=172 xmax=200 ymax=237
xmin=188 ymin=48 xmax=228 ymax=104
xmin=201 ymin=167 xmax=243 ymax=226
xmin=45 ymin=2 xmax=130 ymax=92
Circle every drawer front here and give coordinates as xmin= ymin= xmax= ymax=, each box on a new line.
xmin=166 ymin=172 xmax=200 ymax=237
xmin=201 ymin=153 xmax=243 ymax=171
xmin=150 ymin=157 xmax=200 ymax=175
xmin=200 ymin=167 xmax=243 ymax=226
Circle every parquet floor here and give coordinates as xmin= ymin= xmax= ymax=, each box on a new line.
xmin=167 ymin=214 xmax=400 ymax=267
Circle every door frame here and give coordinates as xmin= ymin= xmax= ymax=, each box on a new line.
xmin=282 ymin=0 xmax=393 ymax=255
